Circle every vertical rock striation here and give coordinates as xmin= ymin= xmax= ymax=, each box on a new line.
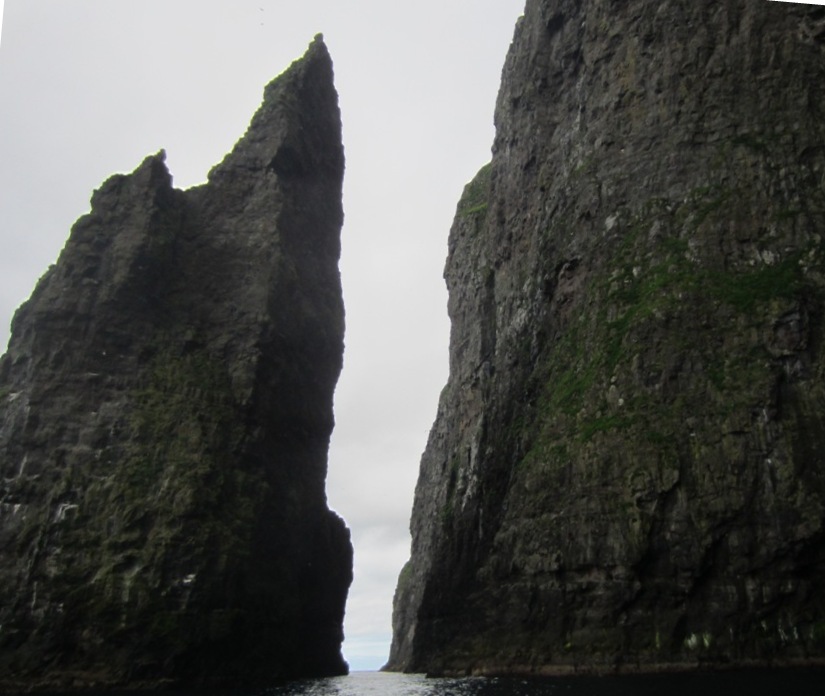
xmin=0 ymin=36 xmax=352 ymax=690
xmin=389 ymin=0 xmax=825 ymax=675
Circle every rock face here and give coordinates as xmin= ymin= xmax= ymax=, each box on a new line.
xmin=0 ymin=36 xmax=351 ymax=690
xmin=388 ymin=0 xmax=825 ymax=675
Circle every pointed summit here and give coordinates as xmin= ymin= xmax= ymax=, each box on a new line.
xmin=0 ymin=39 xmax=351 ymax=691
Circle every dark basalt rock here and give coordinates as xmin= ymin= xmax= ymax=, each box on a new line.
xmin=0 ymin=36 xmax=352 ymax=690
xmin=388 ymin=0 xmax=825 ymax=676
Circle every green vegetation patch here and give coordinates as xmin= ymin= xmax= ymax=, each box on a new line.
xmin=122 ymin=345 xmax=241 ymax=495
xmin=705 ymin=254 xmax=804 ymax=312
xmin=458 ymin=162 xmax=492 ymax=218
xmin=578 ymin=414 xmax=637 ymax=443
xmin=520 ymin=182 xmax=824 ymax=471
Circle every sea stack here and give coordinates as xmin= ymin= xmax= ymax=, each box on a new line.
xmin=388 ymin=0 xmax=825 ymax=675
xmin=0 ymin=36 xmax=352 ymax=689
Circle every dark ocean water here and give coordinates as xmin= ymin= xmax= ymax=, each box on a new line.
xmin=252 ymin=668 xmax=824 ymax=695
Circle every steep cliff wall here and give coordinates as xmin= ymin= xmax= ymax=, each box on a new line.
xmin=389 ymin=0 xmax=825 ymax=675
xmin=0 ymin=36 xmax=352 ymax=690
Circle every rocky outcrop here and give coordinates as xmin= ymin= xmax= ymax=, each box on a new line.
xmin=388 ymin=0 xmax=825 ymax=675
xmin=0 ymin=36 xmax=351 ymax=690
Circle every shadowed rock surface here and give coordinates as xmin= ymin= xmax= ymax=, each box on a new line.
xmin=0 ymin=36 xmax=352 ymax=690
xmin=388 ymin=0 xmax=825 ymax=676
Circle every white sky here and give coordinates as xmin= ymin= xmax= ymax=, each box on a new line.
xmin=0 ymin=0 xmax=524 ymax=671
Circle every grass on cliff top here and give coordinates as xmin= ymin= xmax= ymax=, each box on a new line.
xmin=458 ymin=162 xmax=492 ymax=217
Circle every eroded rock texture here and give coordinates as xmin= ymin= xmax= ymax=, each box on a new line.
xmin=0 ymin=36 xmax=351 ymax=690
xmin=388 ymin=0 xmax=825 ymax=675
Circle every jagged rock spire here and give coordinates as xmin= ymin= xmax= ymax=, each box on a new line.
xmin=0 ymin=36 xmax=351 ymax=690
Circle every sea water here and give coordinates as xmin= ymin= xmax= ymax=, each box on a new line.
xmin=256 ymin=668 xmax=824 ymax=695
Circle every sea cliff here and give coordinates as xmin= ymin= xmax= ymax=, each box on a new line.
xmin=0 ymin=36 xmax=352 ymax=690
xmin=388 ymin=0 xmax=825 ymax=675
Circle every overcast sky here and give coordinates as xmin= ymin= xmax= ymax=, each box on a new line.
xmin=0 ymin=0 xmax=525 ymax=671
